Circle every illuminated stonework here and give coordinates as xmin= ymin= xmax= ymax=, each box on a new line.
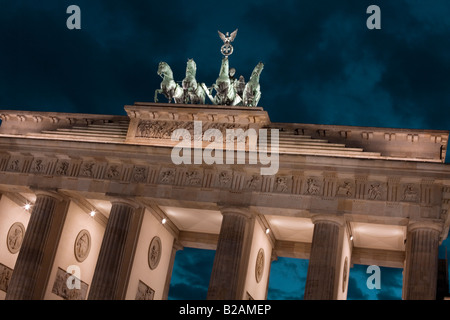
xmin=0 ymin=102 xmax=448 ymax=300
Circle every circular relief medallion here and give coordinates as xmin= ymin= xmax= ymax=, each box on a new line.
xmin=342 ymin=257 xmax=349 ymax=292
xmin=255 ymin=248 xmax=265 ymax=283
xmin=148 ymin=236 xmax=162 ymax=270
xmin=7 ymin=222 xmax=25 ymax=254
xmin=74 ymin=229 xmax=91 ymax=262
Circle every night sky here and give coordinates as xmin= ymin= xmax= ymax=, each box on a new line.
xmin=1 ymin=0 xmax=450 ymax=300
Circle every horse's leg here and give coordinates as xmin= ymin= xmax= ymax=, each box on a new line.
xmin=154 ymin=89 xmax=162 ymax=103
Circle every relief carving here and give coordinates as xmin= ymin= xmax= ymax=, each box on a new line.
xmin=218 ymin=171 xmax=232 ymax=187
xmin=305 ymin=178 xmax=321 ymax=195
xmin=32 ymin=159 xmax=46 ymax=173
xmin=7 ymin=222 xmax=25 ymax=254
xmin=132 ymin=166 xmax=147 ymax=183
xmin=185 ymin=170 xmax=202 ymax=186
xmin=336 ymin=181 xmax=353 ymax=197
xmin=0 ymin=263 xmax=13 ymax=293
xmin=246 ymin=175 xmax=261 ymax=190
xmin=80 ymin=162 xmax=95 ymax=177
xmin=51 ymin=267 xmax=88 ymax=300
xmin=159 ymin=168 xmax=175 ymax=184
xmin=148 ymin=236 xmax=162 ymax=270
xmin=255 ymin=248 xmax=265 ymax=283
xmin=135 ymin=280 xmax=155 ymax=300
xmin=74 ymin=229 xmax=91 ymax=263
xmin=106 ymin=165 xmax=121 ymax=179
xmin=367 ymin=183 xmax=383 ymax=200
xmin=56 ymin=161 xmax=69 ymax=176
xmin=136 ymin=120 xmax=247 ymax=141
xmin=275 ymin=177 xmax=289 ymax=193
xmin=8 ymin=159 xmax=20 ymax=172
xmin=403 ymin=184 xmax=419 ymax=202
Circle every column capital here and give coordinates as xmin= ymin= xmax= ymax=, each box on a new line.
xmin=311 ymin=214 xmax=345 ymax=227
xmin=33 ymin=189 xmax=65 ymax=202
xmin=407 ymin=220 xmax=443 ymax=233
xmin=107 ymin=196 xmax=141 ymax=209
xmin=218 ymin=205 xmax=254 ymax=219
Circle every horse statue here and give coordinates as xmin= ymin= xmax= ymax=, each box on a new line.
xmin=202 ymin=56 xmax=241 ymax=106
xmin=182 ymin=59 xmax=205 ymax=104
xmin=154 ymin=62 xmax=184 ymax=103
xmin=243 ymin=62 xmax=264 ymax=107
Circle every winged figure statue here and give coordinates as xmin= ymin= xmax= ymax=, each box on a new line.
xmin=218 ymin=29 xmax=238 ymax=56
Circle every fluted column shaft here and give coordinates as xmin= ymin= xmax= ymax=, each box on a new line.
xmin=207 ymin=207 xmax=252 ymax=300
xmin=403 ymin=222 xmax=441 ymax=300
xmin=304 ymin=215 xmax=344 ymax=300
xmin=6 ymin=192 xmax=62 ymax=300
xmin=88 ymin=200 xmax=136 ymax=300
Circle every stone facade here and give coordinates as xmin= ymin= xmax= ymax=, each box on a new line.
xmin=0 ymin=102 xmax=449 ymax=300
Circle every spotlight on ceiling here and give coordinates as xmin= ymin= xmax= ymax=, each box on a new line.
xmin=90 ymin=210 xmax=96 ymax=217
xmin=24 ymin=203 xmax=31 ymax=211
xmin=162 ymin=218 xmax=167 ymax=225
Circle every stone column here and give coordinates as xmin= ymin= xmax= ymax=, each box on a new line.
xmin=304 ymin=215 xmax=345 ymax=300
xmin=207 ymin=207 xmax=253 ymax=300
xmin=6 ymin=191 xmax=66 ymax=300
xmin=88 ymin=199 xmax=139 ymax=300
xmin=162 ymin=241 xmax=183 ymax=300
xmin=403 ymin=221 xmax=441 ymax=300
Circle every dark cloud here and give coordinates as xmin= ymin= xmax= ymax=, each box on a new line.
xmin=169 ymin=248 xmax=215 ymax=300
xmin=267 ymin=257 xmax=308 ymax=300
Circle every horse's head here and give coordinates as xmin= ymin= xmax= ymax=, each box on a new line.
xmin=186 ymin=59 xmax=197 ymax=77
xmin=157 ymin=61 xmax=172 ymax=78
xmin=250 ymin=62 xmax=264 ymax=80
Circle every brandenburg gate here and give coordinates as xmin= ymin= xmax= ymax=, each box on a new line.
xmin=0 ymin=100 xmax=448 ymax=300
xmin=0 ymin=31 xmax=449 ymax=300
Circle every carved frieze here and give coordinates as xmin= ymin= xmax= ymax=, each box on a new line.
xmin=0 ymin=263 xmax=13 ymax=293
xmin=366 ymin=182 xmax=387 ymax=201
xmin=30 ymin=159 xmax=47 ymax=174
xmin=135 ymin=120 xmax=248 ymax=141
xmin=159 ymin=168 xmax=176 ymax=184
xmin=105 ymin=164 xmax=121 ymax=180
xmin=336 ymin=181 xmax=354 ymax=198
xmin=132 ymin=166 xmax=147 ymax=183
xmin=80 ymin=162 xmax=95 ymax=177
xmin=274 ymin=176 xmax=290 ymax=193
xmin=245 ymin=174 xmax=262 ymax=191
xmin=402 ymin=184 xmax=419 ymax=202
xmin=305 ymin=177 xmax=322 ymax=196
xmin=7 ymin=158 xmax=21 ymax=172
xmin=55 ymin=160 xmax=70 ymax=176
xmin=51 ymin=267 xmax=88 ymax=300
xmin=184 ymin=170 xmax=202 ymax=186
xmin=217 ymin=170 xmax=232 ymax=188
xmin=135 ymin=280 xmax=155 ymax=300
